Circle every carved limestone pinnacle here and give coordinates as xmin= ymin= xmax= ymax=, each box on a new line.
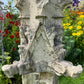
xmin=2 ymin=0 xmax=83 ymax=84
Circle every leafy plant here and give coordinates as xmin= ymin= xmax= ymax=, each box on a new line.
xmin=62 ymin=1 xmax=84 ymax=64
xmin=0 ymin=52 xmax=12 ymax=84
xmin=59 ymin=67 xmax=84 ymax=84
xmin=2 ymin=0 xmax=20 ymax=62
xmin=0 ymin=0 xmax=22 ymax=84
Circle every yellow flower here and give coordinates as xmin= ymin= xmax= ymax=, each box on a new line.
xmin=79 ymin=31 xmax=83 ymax=33
xmin=76 ymin=31 xmax=83 ymax=36
xmin=78 ymin=21 xmax=82 ymax=25
xmin=66 ymin=23 xmax=70 ymax=26
xmin=72 ymin=33 xmax=77 ymax=36
xmin=65 ymin=15 xmax=68 ymax=17
xmin=64 ymin=26 xmax=67 ymax=29
xmin=77 ymin=32 xmax=81 ymax=36
xmin=79 ymin=30 xmax=83 ymax=34
xmin=77 ymin=26 xmax=82 ymax=29
xmin=79 ymin=15 xmax=84 ymax=18
xmin=69 ymin=26 xmax=73 ymax=30
xmin=67 ymin=17 xmax=70 ymax=19
xmin=79 ymin=12 xmax=83 ymax=15
xmin=63 ymin=23 xmax=66 ymax=26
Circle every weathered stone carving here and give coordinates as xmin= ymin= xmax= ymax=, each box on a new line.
xmin=2 ymin=0 xmax=83 ymax=84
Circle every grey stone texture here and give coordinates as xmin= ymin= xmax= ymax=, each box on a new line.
xmin=2 ymin=0 xmax=83 ymax=84
xmin=22 ymin=72 xmax=58 ymax=84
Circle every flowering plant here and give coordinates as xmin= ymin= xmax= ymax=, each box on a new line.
xmin=62 ymin=3 xmax=84 ymax=64
xmin=3 ymin=12 xmax=20 ymax=62
xmin=0 ymin=1 xmax=22 ymax=84
xmin=0 ymin=14 xmax=4 ymax=20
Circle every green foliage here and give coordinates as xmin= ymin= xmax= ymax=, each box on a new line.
xmin=0 ymin=0 xmax=22 ymax=84
xmin=0 ymin=52 xmax=12 ymax=84
xmin=59 ymin=68 xmax=84 ymax=84
xmin=63 ymin=35 xmax=82 ymax=64
xmin=62 ymin=7 xmax=84 ymax=64
xmin=3 ymin=1 xmax=20 ymax=62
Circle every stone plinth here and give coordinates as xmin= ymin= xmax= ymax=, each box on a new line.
xmin=22 ymin=73 xmax=58 ymax=84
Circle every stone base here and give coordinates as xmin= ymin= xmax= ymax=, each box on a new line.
xmin=22 ymin=72 xmax=58 ymax=84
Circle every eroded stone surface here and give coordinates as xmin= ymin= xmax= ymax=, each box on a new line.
xmin=2 ymin=0 xmax=83 ymax=84
xmin=22 ymin=72 xmax=58 ymax=84
xmin=48 ymin=60 xmax=83 ymax=78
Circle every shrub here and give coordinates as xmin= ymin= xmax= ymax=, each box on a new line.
xmin=63 ymin=1 xmax=84 ymax=64
xmin=3 ymin=12 xmax=20 ymax=62
xmin=0 ymin=1 xmax=22 ymax=84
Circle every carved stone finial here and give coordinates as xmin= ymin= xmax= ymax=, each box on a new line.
xmin=14 ymin=0 xmax=25 ymax=10
xmin=2 ymin=0 xmax=83 ymax=84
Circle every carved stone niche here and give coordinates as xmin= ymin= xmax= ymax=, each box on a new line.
xmin=2 ymin=0 xmax=83 ymax=84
